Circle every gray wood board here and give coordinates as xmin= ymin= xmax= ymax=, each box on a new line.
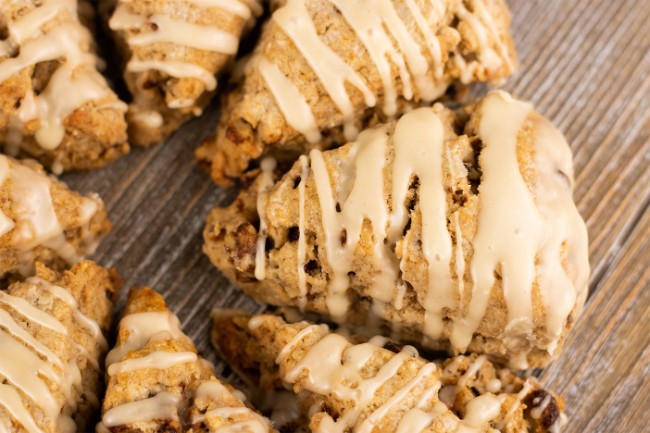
xmin=61 ymin=0 xmax=650 ymax=431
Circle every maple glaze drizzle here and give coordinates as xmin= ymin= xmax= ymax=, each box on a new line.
xmin=255 ymin=92 xmax=589 ymax=364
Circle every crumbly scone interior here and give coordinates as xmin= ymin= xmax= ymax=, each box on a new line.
xmin=212 ymin=312 xmax=565 ymax=433
xmin=104 ymin=0 xmax=263 ymax=146
xmin=0 ymin=0 xmax=129 ymax=172
xmin=0 ymin=260 xmax=119 ymax=433
xmin=203 ymin=91 xmax=590 ymax=369
xmin=0 ymin=155 xmax=112 ymax=279
xmin=197 ymin=0 xmax=519 ymax=184
xmin=99 ymin=287 xmax=275 ymax=433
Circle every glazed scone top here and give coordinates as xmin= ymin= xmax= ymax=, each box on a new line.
xmin=109 ymin=0 xmax=263 ymax=127
xmin=0 ymin=155 xmax=106 ymax=277
xmin=0 ymin=263 xmax=116 ymax=433
xmin=209 ymin=91 xmax=590 ymax=367
xmin=99 ymin=288 xmax=274 ymax=433
xmin=260 ymin=0 xmax=514 ymax=143
xmin=0 ymin=0 xmax=127 ymax=152
xmin=109 ymin=0 xmax=263 ymax=91
xmin=100 ymin=292 xmax=195 ymax=430
xmin=265 ymin=91 xmax=588 ymax=361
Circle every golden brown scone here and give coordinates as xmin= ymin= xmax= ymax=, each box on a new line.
xmin=212 ymin=313 xmax=565 ymax=433
xmin=99 ymin=287 xmax=275 ymax=433
xmin=0 ymin=0 xmax=129 ymax=173
xmin=0 ymin=260 xmax=120 ymax=433
xmin=0 ymin=155 xmax=112 ymax=279
xmin=204 ymin=91 xmax=590 ymax=368
xmin=196 ymin=0 xmax=518 ymax=185
xmin=103 ymin=0 xmax=263 ymax=146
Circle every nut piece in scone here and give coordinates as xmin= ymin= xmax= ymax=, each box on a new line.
xmin=212 ymin=313 xmax=565 ymax=433
xmin=103 ymin=0 xmax=263 ymax=146
xmin=0 ymin=155 xmax=111 ymax=279
xmin=0 ymin=0 xmax=129 ymax=173
xmin=196 ymin=0 xmax=518 ymax=185
xmin=203 ymin=91 xmax=590 ymax=369
xmin=0 ymin=260 xmax=120 ymax=433
xmin=99 ymin=287 xmax=275 ymax=433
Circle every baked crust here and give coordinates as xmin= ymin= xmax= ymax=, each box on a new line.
xmin=196 ymin=0 xmax=518 ymax=185
xmin=212 ymin=313 xmax=565 ymax=433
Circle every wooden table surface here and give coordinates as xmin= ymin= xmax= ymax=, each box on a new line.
xmin=63 ymin=0 xmax=650 ymax=431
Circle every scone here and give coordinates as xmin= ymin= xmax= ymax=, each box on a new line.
xmin=0 ymin=155 xmax=111 ymax=278
xmin=103 ymin=0 xmax=263 ymax=146
xmin=203 ymin=91 xmax=590 ymax=368
xmin=196 ymin=0 xmax=518 ymax=185
xmin=0 ymin=0 xmax=129 ymax=173
xmin=212 ymin=313 xmax=565 ymax=433
xmin=0 ymin=260 xmax=120 ymax=433
xmin=98 ymin=287 xmax=275 ymax=433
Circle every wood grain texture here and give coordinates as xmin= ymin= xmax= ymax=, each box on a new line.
xmin=58 ymin=0 xmax=649 ymax=431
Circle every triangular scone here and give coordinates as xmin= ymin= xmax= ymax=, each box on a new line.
xmin=196 ymin=0 xmax=518 ymax=184
xmin=104 ymin=0 xmax=263 ymax=146
xmin=203 ymin=91 xmax=590 ymax=368
xmin=0 ymin=260 xmax=120 ymax=433
xmin=212 ymin=313 xmax=565 ymax=433
xmin=98 ymin=287 xmax=275 ymax=433
xmin=0 ymin=155 xmax=111 ymax=278
xmin=0 ymin=0 xmax=129 ymax=173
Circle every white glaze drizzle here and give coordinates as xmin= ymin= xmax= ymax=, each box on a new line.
xmin=0 ymin=155 xmax=100 ymax=275
xmin=458 ymin=355 xmax=486 ymax=386
xmin=259 ymin=91 xmax=587 ymax=360
xmin=100 ymin=392 xmax=182 ymax=428
xmin=456 ymin=393 xmax=502 ymax=433
xmin=101 ymin=304 xmax=210 ymax=430
xmin=127 ymin=60 xmax=217 ymax=91
xmin=0 ymin=0 xmax=123 ymax=151
xmin=530 ymin=392 xmax=552 ymax=420
xmin=389 ymin=108 xmax=453 ymax=340
xmin=280 ymin=327 xmax=443 ymax=432
xmin=254 ymin=158 xmax=278 ymax=281
xmin=31 ymin=277 xmax=109 ymax=352
xmin=257 ymin=57 xmax=322 ymax=144
xmin=496 ymin=378 xmax=533 ymax=430
xmin=107 ymin=351 xmax=198 ymax=376
xmin=309 ymin=125 xmax=397 ymax=319
xmin=187 ymin=0 xmax=256 ymax=19
xmin=105 ymin=311 xmax=189 ymax=367
xmin=257 ymin=0 xmax=508 ymax=143
xmin=532 ymin=119 xmax=590 ymax=354
xmin=272 ymin=0 xmax=376 ymax=140
xmin=190 ymin=381 xmax=269 ymax=432
xmin=330 ymin=0 xmax=443 ymax=116
xmin=126 ymin=15 xmax=239 ymax=54
xmin=0 ymin=277 xmax=102 ymax=432
xmin=110 ymin=0 xmax=259 ymax=100
xmin=0 ymin=384 xmax=46 ymax=433
xmin=448 ymin=92 xmax=535 ymax=358
xmin=394 ymin=403 xmax=448 ymax=433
